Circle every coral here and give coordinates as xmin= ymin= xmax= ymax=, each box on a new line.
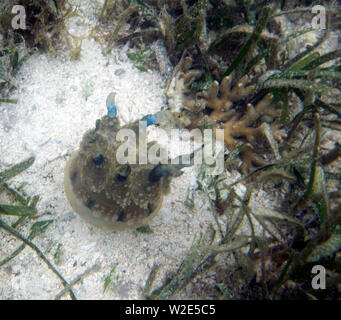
xmin=205 ymin=78 xmax=281 ymax=172
xmin=202 ymin=75 xmax=255 ymax=123
xmin=64 ymin=93 xmax=186 ymax=231
xmin=166 ymin=58 xmax=281 ymax=173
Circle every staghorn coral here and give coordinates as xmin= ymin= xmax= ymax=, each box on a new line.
xmin=166 ymin=57 xmax=282 ymax=173
xmin=203 ymin=76 xmax=280 ymax=172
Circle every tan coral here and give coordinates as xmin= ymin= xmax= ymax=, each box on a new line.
xmin=166 ymin=57 xmax=281 ymax=172
xmin=203 ymin=75 xmax=255 ymax=121
xmin=206 ymin=78 xmax=278 ymax=172
xmin=219 ymin=92 xmax=274 ymax=149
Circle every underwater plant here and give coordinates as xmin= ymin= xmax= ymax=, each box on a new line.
xmin=0 ymin=157 xmax=80 ymax=299
xmin=95 ymin=0 xmax=341 ymax=299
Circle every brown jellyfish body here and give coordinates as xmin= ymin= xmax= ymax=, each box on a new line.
xmin=64 ymin=96 xmax=176 ymax=231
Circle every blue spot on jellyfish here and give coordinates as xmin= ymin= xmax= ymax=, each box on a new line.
xmin=106 ymin=92 xmax=117 ymax=117
xmin=141 ymin=113 xmax=159 ymax=126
